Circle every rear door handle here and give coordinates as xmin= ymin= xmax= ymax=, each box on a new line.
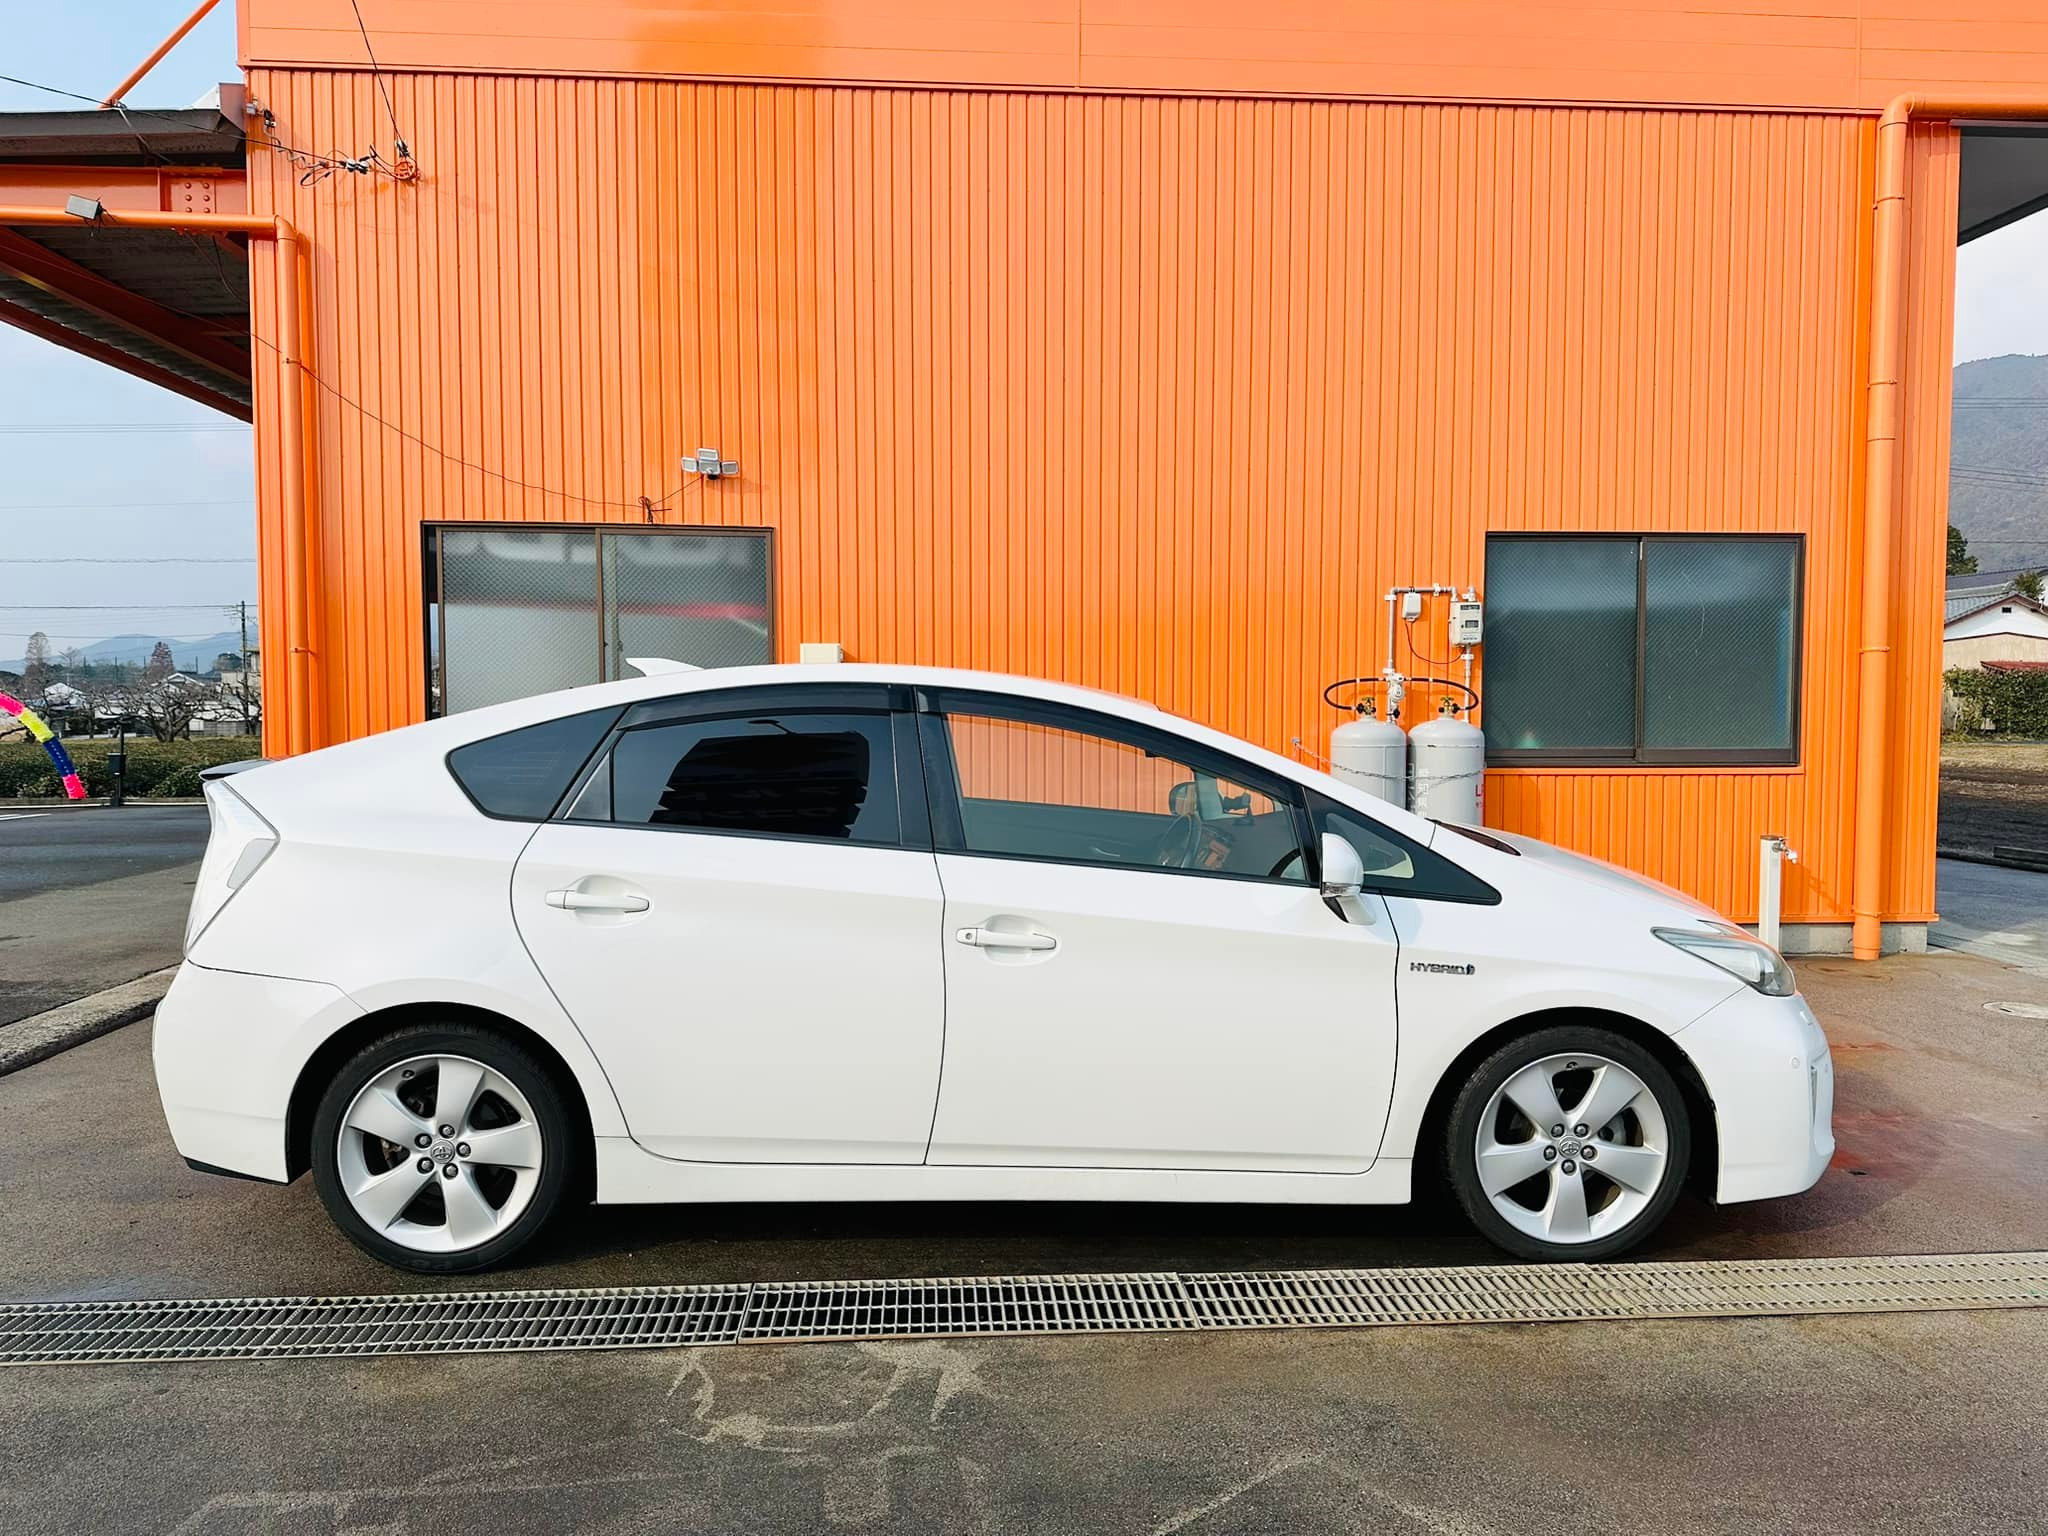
xmin=955 ymin=926 xmax=1056 ymax=951
xmin=546 ymin=889 xmax=650 ymax=913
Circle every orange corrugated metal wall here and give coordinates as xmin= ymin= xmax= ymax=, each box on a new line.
xmin=244 ymin=72 xmax=1957 ymax=926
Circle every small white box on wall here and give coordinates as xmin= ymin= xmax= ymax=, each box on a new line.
xmin=799 ymin=642 xmax=846 ymax=664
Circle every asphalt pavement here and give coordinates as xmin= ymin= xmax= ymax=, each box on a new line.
xmin=1934 ymin=855 xmax=2048 ymax=972
xmin=0 ymin=805 xmax=205 ymax=1025
xmin=0 ymin=948 xmax=2044 ymax=1532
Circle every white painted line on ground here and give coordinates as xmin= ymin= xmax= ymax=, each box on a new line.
xmin=0 ymin=813 xmax=48 ymax=822
xmin=0 ymin=966 xmax=176 ymax=1076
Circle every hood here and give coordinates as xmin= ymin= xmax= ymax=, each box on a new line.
xmin=1478 ymin=827 xmax=1721 ymax=922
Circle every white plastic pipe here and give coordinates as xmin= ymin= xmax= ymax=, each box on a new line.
xmin=1758 ymin=836 xmax=1788 ymax=951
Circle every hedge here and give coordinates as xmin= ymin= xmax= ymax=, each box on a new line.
xmin=1946 ymin=666 xmax=2048 ymax=739
xmin=0 ymin=735 xmax=261 ymax=798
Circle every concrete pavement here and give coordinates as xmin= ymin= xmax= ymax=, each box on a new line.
xmin=0 ymin=805 xmax=205 ymax=1025
xmin=1934 ymin=855 xmax=2048 ymax=972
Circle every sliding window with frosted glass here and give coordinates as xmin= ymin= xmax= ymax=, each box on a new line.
xmin=1481 ymin=535 xmax=1801 ymax=766
xmin=426 ymin=526 xmax=773 ymax=715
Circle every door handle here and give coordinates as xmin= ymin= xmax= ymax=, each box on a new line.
xmin=955 ymin=926 xmax=1056 ymax=951
xmin=546 ymin=889 xmax=650 ymax=913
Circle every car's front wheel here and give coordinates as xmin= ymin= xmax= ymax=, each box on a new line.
xmin=311 ymin=1023 xmax=578 ymax=1274
xmin=1446 ymin=1025 xmax=1691 ymax=1262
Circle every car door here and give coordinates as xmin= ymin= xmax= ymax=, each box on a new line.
xmin=511 ymin=684 xmax=946 ymax=1163
xmin=919 ymin=692 xmax=1401 ymax=1173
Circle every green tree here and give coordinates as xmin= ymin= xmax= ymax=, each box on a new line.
xmin=1947 ymin=524 xmax=1978 ymax=576
xmin=2016 ymin=568 xmax=2045 ymax=603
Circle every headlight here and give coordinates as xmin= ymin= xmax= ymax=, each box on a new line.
xmin=185 ymin=781 xmax=278 ymax=952
xmin=1653 ymin=922 xmax=1796 ymax=997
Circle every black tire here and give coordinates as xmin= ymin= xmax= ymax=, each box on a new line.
xmin=311 ymin=1022 xmax=580 ymax=1275
xmin=1445 ymin=1024 xmax=1691 ymax=1263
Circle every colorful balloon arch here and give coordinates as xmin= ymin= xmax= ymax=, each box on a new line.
xmin=0 ymin=692 xmax=86 ymax=800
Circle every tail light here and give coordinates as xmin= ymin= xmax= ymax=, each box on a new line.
xmin=185 ymin=780 xmax=278 ymax=953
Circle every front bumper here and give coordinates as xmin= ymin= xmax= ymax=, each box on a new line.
xmin=152 ymin=960 xmax=364 ymax=1182
xmin=1679 ymin=985 xmax=1834 ymax=1204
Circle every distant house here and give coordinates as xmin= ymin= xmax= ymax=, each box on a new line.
xmin=1944 ymin=571 xmax=2048 ymax=671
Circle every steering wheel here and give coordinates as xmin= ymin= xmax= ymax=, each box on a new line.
xmin=1146 ymin=813 xmax=1206 ymax=869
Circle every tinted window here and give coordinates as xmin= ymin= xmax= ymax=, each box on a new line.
xmin=1483 ymin=537 xmax=1638 ymax=753
xmin=446 ymin=707 xmax=621 ymax=820
xmin=609 ymin=713 xmax=899 ymax=843
xmin=1483 ymin=534 xmax=1802 ymax=764
xmin=933 ymin=707 xmax=1310 ymax=883
xmin=1312 ymin=795 xmax=1500 ymax=905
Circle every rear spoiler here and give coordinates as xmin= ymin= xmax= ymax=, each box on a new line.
xmin=198 ymin=758 xmax=272 ymax=782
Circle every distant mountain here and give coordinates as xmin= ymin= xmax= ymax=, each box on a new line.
xmin=0 ymin=629 xmax=254 ymax=675
xmin=1951 ymin=354 xmax=2048 ymax=572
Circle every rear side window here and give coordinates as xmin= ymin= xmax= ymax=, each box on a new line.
xmin=606 ymin=713 xmax=900 ymax=844
xmin=1312 ymin=794 xmax=1500 ymax=905
xmin=446 ymin=707 xmax=621 ymax=820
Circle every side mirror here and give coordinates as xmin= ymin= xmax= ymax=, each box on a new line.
xmin=1319 ymin=832 xmax=1366 ymax=899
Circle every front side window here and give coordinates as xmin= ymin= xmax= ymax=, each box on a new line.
xmin=1483 ymin=535 xmax=1801 ymax=765
xmin=1312 ymin=796 xmax=1501 ymax=905
xmin=927 ymin=702 xmax=1310 ymax=883
xmin=597 ymin=712 xmax=900 ymax=844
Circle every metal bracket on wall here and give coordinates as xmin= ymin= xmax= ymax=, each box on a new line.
xmin=683 ymin=448 xmax=739 ymax=479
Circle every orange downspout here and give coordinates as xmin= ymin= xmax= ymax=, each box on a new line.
xmin=0 ymin=204 xmax=317 ymax=755
xmin=1852 ymin=96 xmax=2048 ymax=959
xmin=98 ymin=0 xmax=225 ymax=109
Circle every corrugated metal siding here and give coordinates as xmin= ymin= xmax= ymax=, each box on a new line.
xmin=244 ymin=72 xmax=1953 ymax=923
xmin=243 ymin=1 xmax=2048 ymax=114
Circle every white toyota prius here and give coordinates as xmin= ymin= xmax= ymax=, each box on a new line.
xmin=156 ymin=665 xmax=1833 ymax=1274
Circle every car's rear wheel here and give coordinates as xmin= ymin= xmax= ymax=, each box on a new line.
xmin=311 ymin=1024 xmax=577 ymax=1274
xmin=1446 ymin=1025 xmax=1691 ymax=1262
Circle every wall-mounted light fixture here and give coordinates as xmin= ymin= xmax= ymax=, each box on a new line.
xmin=682 ymin=448 xmax=738 ymax=480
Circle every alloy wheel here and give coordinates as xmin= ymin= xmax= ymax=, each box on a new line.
xmin=1473 ymin=1051 xmax=1671 ymax=1247
xmin=334 ymin=1053 xmax=545 ymax=1255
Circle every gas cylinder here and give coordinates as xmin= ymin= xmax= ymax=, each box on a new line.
xmin=1330 ymin=704 xmax=1407 ymax=807
xmin=1407 ymin=700 xmax=1486 ymax=824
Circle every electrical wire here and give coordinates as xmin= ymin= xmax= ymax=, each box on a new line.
xmin=0 ymin=423 xmax=246 ymax=435
xmin=0 ymin=557 xmax=254 ymax=564
xmin=0 ymin=499 xmax=252 ymax=511
xmin=244 ymin=328 xmax=701 ymax=516
xmin=0 ymin=70 xmax=405 ymax=185
xmin=347 ymin=0 xmax=410 ymax=160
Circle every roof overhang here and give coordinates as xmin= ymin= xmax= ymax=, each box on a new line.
xmin=0 ymin=103 xmax=251 ymax=418
xmin=1959 ymin=125 xmax=2048 ymax=244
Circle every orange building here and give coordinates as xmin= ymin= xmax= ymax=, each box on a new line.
xmin=8 ymin=2 xmax=2048 ymax=955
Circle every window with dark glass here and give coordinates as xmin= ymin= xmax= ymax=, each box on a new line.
xmin=1310 ymin=795 xmax=1501 ymax=905
xmin=606 ymin=713 xmax=900 ymax=844
xmin=446 ymin=707 xmax=622 ymax=820
xmin=1483 ymin=535 xmax=1801 ymax=765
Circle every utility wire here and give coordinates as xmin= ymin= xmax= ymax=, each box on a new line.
xmin=347 ymin=0 xmax=409 ymax=158
xmin=0 ymin=557 xmax=255 ymax=565
xmin=0 ymin=499 xmax=252 ymax=511
xmin=0 ymin=423 xmax=247 ymax=435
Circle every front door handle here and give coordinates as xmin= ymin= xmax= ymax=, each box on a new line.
xmin=546 ymin=889 xmax=650 ymax=913
xmin=955 ymin=926 xmax=1056 ymax=951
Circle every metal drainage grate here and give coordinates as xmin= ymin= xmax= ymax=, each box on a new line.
xmin=3 ymin=1252 xmax=2044 ymax=1367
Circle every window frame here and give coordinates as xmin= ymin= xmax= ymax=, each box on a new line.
xmin=551 ymin=682 xmax=928 ymax=852
xmin=913 ymin=687 xmax=1318 ymax=889
xmin=1482 ymin=532 xmax=1805 ymax=768
xmin=422 ymin=521 xmax=777 ymax=720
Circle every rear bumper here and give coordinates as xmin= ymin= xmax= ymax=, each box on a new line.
xmin=152 ymin=961 xmax=364 ymax=1182
xmin=1680 ymin=986 xmax=1835 ymax=1204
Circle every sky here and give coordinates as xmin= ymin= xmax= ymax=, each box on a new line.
xmin=1 ymin=6 xmax=2046 ymax=666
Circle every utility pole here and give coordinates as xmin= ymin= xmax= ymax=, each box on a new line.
xmin=236 ymin=599 xmax=252 ymax=736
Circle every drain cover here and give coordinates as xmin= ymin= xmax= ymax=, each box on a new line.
xmin=3 ymin=1252 xmax=2045 ymax=1367
xmin=1985 ymin=1001 xmax=2048 ymax=1020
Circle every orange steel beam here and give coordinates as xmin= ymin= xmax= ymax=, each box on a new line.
xmin=0 ymin=203 xmax=316 ymax=756
xmin=0 ymin=227 xmax=252 ymax=384
xmin=1853 ymin=94 xmax=2048 ymax=959
xmin=0 ymin=165 xmax=247 ymax=214
xmin=100 ymin=0 xmax=226 ymax=109
xmin=0 ymin=293 xmax=250 ymax=420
